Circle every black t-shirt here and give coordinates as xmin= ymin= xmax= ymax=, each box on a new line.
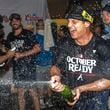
xmin=7 ymin=29 xmax=37 ymax=81
xmin=55 ymin=35 xmax=110 ymax=88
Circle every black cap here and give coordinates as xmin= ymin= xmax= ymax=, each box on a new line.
xmin=102 ymin=3 xmax=110 ymax=13
xmin=0 ymin=23 xmax=4 ymax=29
xmin=65 ymin=5 xmax=94 ymax=23
xmin=9 ymin=13 xmax=21 ymax=21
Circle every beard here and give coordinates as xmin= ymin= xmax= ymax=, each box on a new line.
xmin=12 ymin=24 xmax=22 ymax=30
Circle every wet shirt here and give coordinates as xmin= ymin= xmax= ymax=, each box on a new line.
xmin=55 ymin=35 xmax=110 ymax=88
xmin=7 ymin=29 xmax=37 ymax=81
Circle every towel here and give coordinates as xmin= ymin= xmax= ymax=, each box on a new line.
xmin=44 ymin=19 xmax=55 ymax=50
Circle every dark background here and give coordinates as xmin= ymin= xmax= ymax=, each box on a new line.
xmin=47 ymin=0 xmax=102 ymax=18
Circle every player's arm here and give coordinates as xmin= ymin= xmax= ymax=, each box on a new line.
xmin=50 ymin=65 xmax=61 ymax=76
xmin=67 ymin=78 xmax=110 ymax=106
xmin=74 ymin=78 xmax=110 ymax=93
xmin=0 ymin=49 xmax=15 ymax=63
xmin=20 ymin=44 xmax=40 ymax=56
xmin=15 ymin=44 xmax=41 ymax=59
xmin=0 ymin=55 xmax=9 ymax=63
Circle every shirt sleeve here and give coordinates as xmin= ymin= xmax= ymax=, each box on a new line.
xmin=27 ymin=31 xmax=39 ymax=48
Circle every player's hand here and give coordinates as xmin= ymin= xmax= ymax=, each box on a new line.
xmin=33 ymin=44 xmax=41 ymax=52
xmin=7 ymin=50 xmax=15 ymax=58
xmin=67 ymin=87 xmax=81 ymax=106
xmin=49 ymin=75 xmax=64 ymax=92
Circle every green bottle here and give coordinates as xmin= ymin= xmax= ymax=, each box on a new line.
xmin=60 ymin=85 xmax=75 ymax=102
xmin=50 ymin=78 xmax=75 ymax=102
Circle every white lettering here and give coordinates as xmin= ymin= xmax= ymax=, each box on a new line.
xmin=68 ymin=63 xmax=75 ymax=72
xmin=88 ymin=66 xmax=93 ymax=73
xmin=67 ymin=56 xmax=96 ymax=73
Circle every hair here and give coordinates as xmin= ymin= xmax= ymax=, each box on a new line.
xmin=102 ymin=3 xmax=110 ymax=13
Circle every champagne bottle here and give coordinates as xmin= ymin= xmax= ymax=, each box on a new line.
xmin=60 ymin=85 xmax=75 ymax=102
xmin=50 ymin=78 xmax=75 ymax=102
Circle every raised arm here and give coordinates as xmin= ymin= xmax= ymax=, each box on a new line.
xmin=14 ymin=44 xmax=41 ymax=60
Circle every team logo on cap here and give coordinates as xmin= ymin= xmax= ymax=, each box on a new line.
xmin=82 ymin=10 xmax=94 ymax=23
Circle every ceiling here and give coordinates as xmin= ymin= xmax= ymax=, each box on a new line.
xmin=47 ymin=0 xmax=69 ymax=18
xmin=47 ymin=0 xmax=101 ymax=18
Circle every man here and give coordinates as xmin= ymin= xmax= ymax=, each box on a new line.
xmin=7 ymin=13 xmax=41 ymax=110
xmin=35 ymin=19 xmax=53 ymax=69
xmin=101 ymin=3 xmax=110 ymax=41
xmin=49 ymin=5 xmax=110 ymax=110
xmin=35 ymin=19 xmax=53 ymax=107
xmin=0 ymin=23 xmax=15 ymax=69
xmin=0 ymin=22 xmax=15 ymax=110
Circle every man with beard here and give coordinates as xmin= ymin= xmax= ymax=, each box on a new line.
xmin=7 ymin=13 xmax=41 ymax=110
xmin=49 ymin=5 xmax=110 ymax=110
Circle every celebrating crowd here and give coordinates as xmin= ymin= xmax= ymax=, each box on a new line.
xmin=1 ymin=2 xmax=110 ymax=110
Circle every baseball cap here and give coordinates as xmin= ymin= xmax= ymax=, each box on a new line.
xmin=65 ymin=5 xmax=94 ymax=23
xmin=102 ymin=3 xmax=110 ymax=13
xmin=9 ymin=13 xmax=21 ymax=21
